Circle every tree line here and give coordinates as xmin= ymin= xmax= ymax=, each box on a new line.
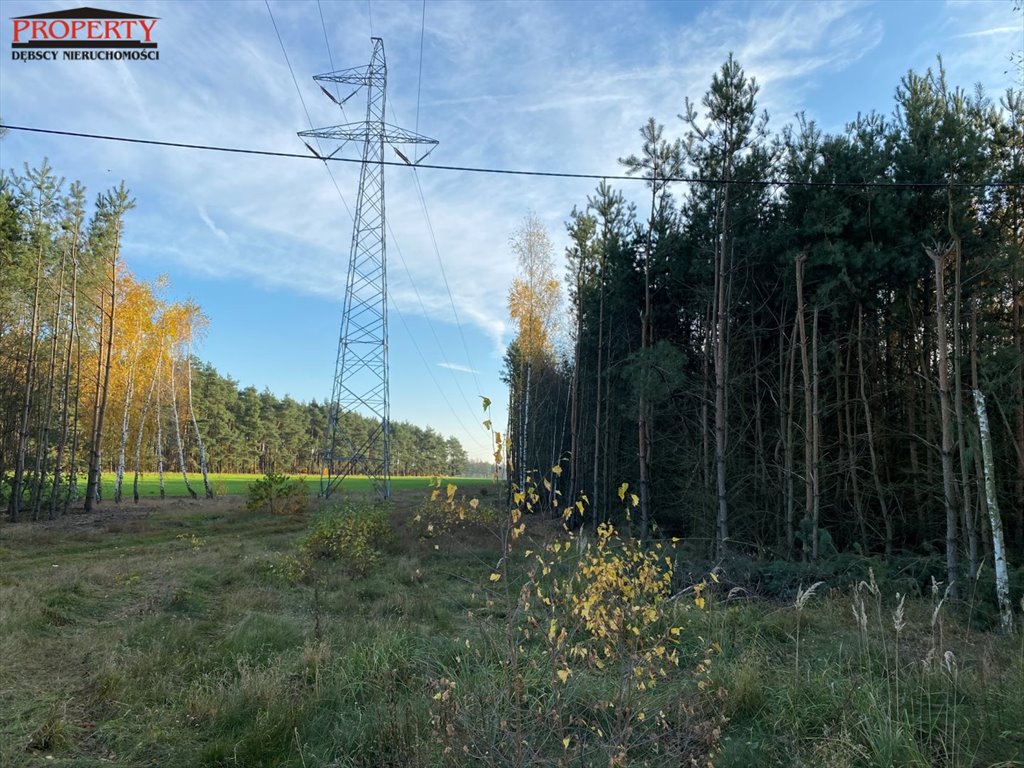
xmin=504 ymin=58 xmax=1023 ymax=586
xmin=0 ymin=163 xmax=473 ymax=520
xmin=188 ymin=362 xmax=471 ymax=478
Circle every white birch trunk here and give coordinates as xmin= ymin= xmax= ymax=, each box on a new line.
xmin=185 ymin=343 xmax=213 ymax=498
xmin=115 ymin=340 xmax=143 ymax=502
xmin=133 ymin=351 xmax=159 ymax=503
xmin=973 ymin=389 xmax=1014 ymax=635
xmin=169 ymin=353 xmax=197 ymax=499
xmin=156 ymin=350 xmax=165 ymax=499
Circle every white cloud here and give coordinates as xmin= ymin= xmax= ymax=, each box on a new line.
xmin=437 ymin=362 xmax=479 ymax=374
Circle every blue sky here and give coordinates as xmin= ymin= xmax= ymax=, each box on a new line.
xmin=1 ymin=0 xmax=1020 ymax=460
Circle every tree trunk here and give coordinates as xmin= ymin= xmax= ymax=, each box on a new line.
xmin=50 ymin=251 xmax=79 ymax=519
xmin=10 ymin=237 xmax=45 ymax=522
xmin=795 ymin=255 xmax=813 ymax=559
xmin=784 ymin=315 xmax=798 ymax=557
xmin=841 ymin=334 xmax=868 ymax=552
xmin=811 ymin=307 xmax=821 ymax=560
xmin=33 ymin=245 xmax=68 ymax=520
xmin=973 ymin=390 xmax=1014 ymax=635
xmin=929 ymin=242 xmax=959 ymax=597
xmin=591 ymin=247 xmax=606 ymax=530
xmin=169 ymin=353 xmax=198 ymax=499
xmin=702 ymin=298 xmax=713 ymax=539
xmin=713 ymin=182 xmax=731 ymax=557
xmin=133 ymin=351 xmax=160 ymax=503
xmin=951 ymin=235 xmax=978 ymax=577
xmin=185 ymin=345 xmax=213 ymax=498
xmin=64 ymin=323 xmax=83 ymax=513
xmin=115 ymin=341 xmax=142 ymax=503
xmin=85 ymin=236 xmax=119 ymax=513
xmin=858 ymin=307 xmax=893 ymax=557
xmin=569 ymin=262 xmax=583 ymax=509
xmin=156 ymin=350 xmax=166 ymax=500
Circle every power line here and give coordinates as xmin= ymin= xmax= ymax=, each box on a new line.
xmin=385 ymin=216 xmax=491 ymax=453
xmin=387 ymin=293 xmax=487 ymax=456
xmin=266 ymin=1 xmax=353 ymax=222
xmin=5 ymin=124 xmax=1020 ymax=190
xmin=409 ymin=167 xmax=484 ymax=398
xmin=316 ymin=0 xmax=342 ymax=105
xmin=415 ymin=0 xmax=426 ymax=137
xmin=266 ymin=1 xmax=313 ymax=128
xmin=387 ymin=4 xmax=484 ymax=401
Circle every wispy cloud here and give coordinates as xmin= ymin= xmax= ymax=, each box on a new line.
xmin=196 ymin=205 xmax=230 ymax=244
xmin=953 ymin=26 xmax=1020 ymax=39
xmin=437 ymin=362 xmax=479 ymax=374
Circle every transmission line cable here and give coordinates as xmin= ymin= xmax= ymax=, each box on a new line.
xmin=266 ymin=0 xmax=353 ymax=222
xmin=5 ymin=126 xmax=1020 ymax=189
xmin=386 ymin=219 xmax=491 ymax=453
xmin=415 ymin=0 xmax=426 ymax=137
xmin=316 ymin=0 xmax=340 ymax=101
xmin=388 ymin=287 xmax=488 ymax=455
xmin=383 ymin=5 xmax=484 ymax=398
xmin=408 ymin=167 xmax=484 ymax=397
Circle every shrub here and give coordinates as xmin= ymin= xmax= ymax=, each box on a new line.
xmin=246 ymin=472 xmax=307 ymax=515
xmin=298 ymin=503 xmax=393 ymax=578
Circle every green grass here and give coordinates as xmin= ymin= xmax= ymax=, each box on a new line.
xmin=1 ymin=493 xmax=1021 ymax=767
xmin=97 ymin=472 xmax=490 ymax=498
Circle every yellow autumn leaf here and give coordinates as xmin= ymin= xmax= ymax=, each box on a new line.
xmin=710 ymin=571 xmax=720 ymax=583
xmin=556 ymin=668 xmax=571 ymax=683
xmin=480 ymin=395 xmax=491 ymax=411
xmin=695 ymin=596 xmax=706 ymax=609
xmin=489 ymin=572 xmax=501 ymax=582
xmin=543 ymin=477 xmax=552 ymax=491
xmin=618 ymin=482 xmax=629 ymax=501
xmin=551 ymin=464 xmax=563 ymax=476
xmin=562 ymin=737 xmax=570 ymax=749
xmin=446 ymin=483 xmax=457 ymax=501
xmin=469 ymin=498 xmax=480 ymax=509
xmin=482 ymin=419 xmax=492 ymax=430
xmin=630 ymin=493 xmax=639 ymax=508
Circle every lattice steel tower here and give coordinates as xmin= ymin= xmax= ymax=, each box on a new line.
xmin=300 ymin=37 xmax=437 ymax=499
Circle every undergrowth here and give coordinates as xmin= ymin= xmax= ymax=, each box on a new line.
xmin=0 ymin=473 xmax=1020 ymax=767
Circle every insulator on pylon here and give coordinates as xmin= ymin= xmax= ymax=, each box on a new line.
xmin=319 ymin=84 xmax=341 ymax=105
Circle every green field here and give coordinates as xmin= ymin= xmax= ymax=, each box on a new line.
xmin=1 ymin=491 xmax=1021 ymax=767
xmin=98 ymin=472 xmax=489 ymax=499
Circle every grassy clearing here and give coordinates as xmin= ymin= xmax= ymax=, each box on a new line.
xmin=96 ymin=473 xmax=488 ymax=499
xmin=1 ymin=491 xmax=1021 ymax=767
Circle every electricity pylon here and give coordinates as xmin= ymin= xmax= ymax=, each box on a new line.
xmin=300 ymin=37 xmax=437 ymax=499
